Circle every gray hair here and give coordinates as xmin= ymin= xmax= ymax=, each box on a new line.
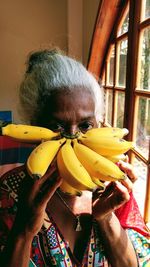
xmin=19 ymin=49 xmax=104 ymax=125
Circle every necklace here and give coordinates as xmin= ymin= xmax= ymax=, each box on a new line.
xmin=56 ymin=190 xmax=82 ymax=232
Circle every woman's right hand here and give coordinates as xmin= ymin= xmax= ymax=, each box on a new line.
xmin=13 ymin=165 xmax=62 ymax=239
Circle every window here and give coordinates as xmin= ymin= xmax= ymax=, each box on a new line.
xmin=88 ymin=0 xmax=150 ymax=224
xmin=105 ymin=0 xmax=150 ymax=222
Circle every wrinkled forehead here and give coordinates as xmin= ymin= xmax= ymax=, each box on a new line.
xmin=45 ymin=86 xmax=96 ymax=113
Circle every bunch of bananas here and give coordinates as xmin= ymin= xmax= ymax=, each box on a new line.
xmin=1 ymin=124 xmax=135 ymax=195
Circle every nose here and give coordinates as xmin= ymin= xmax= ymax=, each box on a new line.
xmin=69 ymin=125 xmax=79 ymax=135
xmin=62 ymin=125 xmax=80 ymax=138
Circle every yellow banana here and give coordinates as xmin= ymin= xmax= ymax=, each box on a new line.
xmin=57 ymin=139 xmax=96 ymax=191
xmin=27 ymin=138 xmax=66 ymax=178
xmin=92 ymin=173 xmax=124 ymax=182
xmin=82 ymin=127 xmax=129 ymax=138
xmin=73 ymin=140 xmax=126 ymax=181
xmin=1 ymin=124 xmax=59 ymax=142
xmin=106 ymin=154 xmax=128 ymax=163
xmin=60 ymin=180 xmax=82 ymax=196
xmin=91 ymin=177 xmax=105 ymax=189
xmin=79 ymin=135 xmax=134 ymax=156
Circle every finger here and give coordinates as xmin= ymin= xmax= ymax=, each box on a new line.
xmin=117 ymin=160 xmax=138 ymax=182
xmin=98 ymin=182 xmax=116 ymax=198
xmin=93 ymin=182 xmax=130 ymax=220
xmin=38 ymin=164 xmax=58 ymax=185
xmin=93 ymin=177 xmax=131 ymax=204
xmin=20 ymin=163 xmax=57 ymax=195
xmin=18 ymin=170 xmax=37 ymax=200
xmin=37 ymin=175 xmax=62 ymax=205
xmin=120 ymin=176 xmax=133 ymax=192
xmin=112 ymin=181 xmax=131 ymax=205
xmin=39 ymin=169 xmax=60 ymax=193
xmin=124 ymin=154 xmax=129 ymax=163
xmin=100 ymin=182 xmax=130 ymax=213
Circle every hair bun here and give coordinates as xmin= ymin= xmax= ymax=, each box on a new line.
xmin=26 ymin=48 xmax=60 ymax=73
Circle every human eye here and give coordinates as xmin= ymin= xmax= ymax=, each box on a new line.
xmin=47 ymin=121 xmax=65 ymax=132
xmin=79 ymin=121 xmax=94 ymax=133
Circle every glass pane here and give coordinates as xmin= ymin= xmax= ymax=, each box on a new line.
xmin=145 ymin=0 xmax=150 ymax=18
xmin=118 ymin=12 xmax=129 ymax=36
xmin=106 ymin=89 xmax=113 ymax=125
xmin=139 ymin=27 xmax=150 ymax=91
xmin=116 ymin=92 xmax=125 ymax=127
xmin=135 ymin=97 xmax=150 ymax=159
xmin=142 ymin=0 xmax=150 ymax=20
xmin=117 ymin=39 xmax=128 ymax=87
xmin=106 ymin=46 xmax=115 ymax=86
xmin=133 ymin=156 xmax=147 ymax=216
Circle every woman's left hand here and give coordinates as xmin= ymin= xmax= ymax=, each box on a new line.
xmin=117 ymin=159 xmax=138 ymax=183
xmin=92 ymin=159 xmax=138 ymax=221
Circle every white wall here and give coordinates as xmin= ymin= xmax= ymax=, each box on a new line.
xmin=68 ymin=0 xmax=83 ymax=61
xmin=0 ymin=0 xmax=99 ymax=122
xmin=83 ymin=0 xmax=100 ymax=66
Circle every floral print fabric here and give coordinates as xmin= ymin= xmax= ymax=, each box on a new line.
xmin=0 ymin=165 xmax=150 ymax=267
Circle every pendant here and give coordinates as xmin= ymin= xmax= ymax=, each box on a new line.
xmin=75 ymin=215 xmax=82 ymax=231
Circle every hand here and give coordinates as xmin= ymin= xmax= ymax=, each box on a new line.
xmin=92 ymin=160 xmax=136 ymax=221
xmin=13 ymin=165 xmax=62 ymax=238
xmin=117 ymin=158 xmax=138 ymax=183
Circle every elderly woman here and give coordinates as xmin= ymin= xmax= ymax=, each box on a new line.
xmin=0 ymin=49 xmax=149 ymax=267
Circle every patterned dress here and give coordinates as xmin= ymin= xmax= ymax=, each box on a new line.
xmin=0 ymin=165 xmax=150 ymax=267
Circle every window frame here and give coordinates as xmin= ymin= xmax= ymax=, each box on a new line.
xmin=88 ymin=0 xmax=150 ymax=223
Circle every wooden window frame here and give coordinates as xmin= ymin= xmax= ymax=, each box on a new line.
xmin=124 ymin=0 xmax=150 ymax=223
xmin=88 ymin=0 xmax=150 ymax=223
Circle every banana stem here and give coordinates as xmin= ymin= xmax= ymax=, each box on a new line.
xmin=0 ymin=121 xmax=10 ymax=134
xmin=61 ymin=131 xmax=81 ymax=139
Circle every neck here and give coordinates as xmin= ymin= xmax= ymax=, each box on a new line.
xmin=56 ymin=189 xmax=92 ymax=215
xmin=46 ymin=189 xmax=92 ymax=232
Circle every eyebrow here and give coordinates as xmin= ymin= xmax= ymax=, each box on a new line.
xmin=79 ymin=115 xmax=95 ymax=121
xmin=51 ymin=113 xmax=95 ymax=123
